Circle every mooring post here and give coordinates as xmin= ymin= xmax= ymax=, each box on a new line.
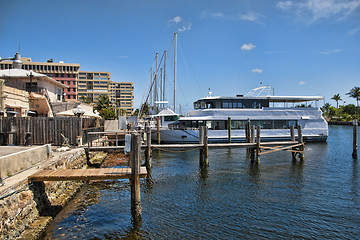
xmin=156 ymin=117 xmax=161 ymax=145
xmin=353 ymin=119 xmax=358 ymax=159
xmin=228 ymin=117 xmax=231 ymax=143
xmin=199 ymin=126 xmax=204 ymax=165
xmin=250 ymin=125 xmax=256 ymax=160
xmin=145 ymin=124 xmax=152 ymax=168
xmin=256 ymin=125 xmax=261 ymax=163
xmin=245 ymin=121 xmax=249 ymax=153
xmin=298 ymin=125 xmax=304 ymax=161
xmin=130 ymin=133 xmax=142 ymax=222
xmin=290 ymin=125 xmax=297 ymax=161
xmin=200 ymin=126 xmax=209 ymax=167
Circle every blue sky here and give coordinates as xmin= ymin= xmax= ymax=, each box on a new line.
xmin=1 ymin=0 xmax=359 ymax=113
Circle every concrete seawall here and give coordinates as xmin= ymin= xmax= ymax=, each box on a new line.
xmin=0 ymin=145 xmax=51 ymax=178
xmin=0 ymin=148 xmax=87 ymax=239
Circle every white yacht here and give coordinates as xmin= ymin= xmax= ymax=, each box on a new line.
xmin=152 ymin=86 xmax=328 ymax=143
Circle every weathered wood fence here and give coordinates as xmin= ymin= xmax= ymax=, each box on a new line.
xmin=0 ymin=117 xmax=104 ymax=146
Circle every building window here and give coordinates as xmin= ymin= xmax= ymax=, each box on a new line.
xmin=73 ymin=88 xmax=76 ymax=92
xmin=61 ymin=73 xmax=64 ymax=77
xmin=67 ymin=74 xmax=71 ymax=78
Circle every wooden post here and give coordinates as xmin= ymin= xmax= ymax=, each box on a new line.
xmin=145 ymin=124 xmax=152 ymax=168
xmin=228 ymin=117 xmax=231 ymax=143
xmin=290 ymin=125 xmax=295 ymax=141
xmin=298 ymin=125 xmax=304 ymax=161
xmin=199 ymin=126 xmax=204 ymax=165
xmin=199 ymin=126 xmax=204 ymax=145
xmin=353 ymin=119 xmax=358 ymax=159
xmin=115 ymin=132 xmax=118 ymax=147
xmin=250 ymin=125 xmax=256 ymax=160
xmin=156 ymin=117 xmax=161 ymax=145
xmin=130 ymin=133 xmax=142 ymax=222
xmin=245 ymin=120 xmax=249 ymax=153
xmin=290 ymin=125 xmax=296 ymax=161
xmin=256 ymin=125 xmax=261 ymax=163
xmin=200 ymin=126 xmax=209 ymax=167
xmin=251 ymin=125 xmax=255 ymax=143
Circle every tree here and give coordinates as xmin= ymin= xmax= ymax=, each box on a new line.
xmin=346 ymin=86 xmax=360 ymax=117
xmin=94 ymin=94 xmax=116 ymax=120
xmin=346 ymin=87 xmax=360 ymax=108
xmin=79 ymin=95 xmax=92 ymax=104
xmin=331 ymin=94 xmax=342 ymax=109
xmin=321 ymin=103 xmax=331 ymax=117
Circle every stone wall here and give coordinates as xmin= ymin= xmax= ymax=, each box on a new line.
xmin=0 ymin=148 xmax=87 ymax=240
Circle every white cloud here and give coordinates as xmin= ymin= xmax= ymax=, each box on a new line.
xmin=168 ymin=16 xmax=191 ymax=32
xmin=298 ymin=81 xmax=306 ymax=85
xmin=239 ymin=11 xmax=260 ymax=22
xmin=348 ymin=27 xmax=360 ymax=36
xmin=169 ymin=16 xmax=182 ymax=24
xmin=277 ymin=1 xmax=294 ymax=11
xmin=241 ymin=43 xmax=256 ymax=51
xmin=201 ymin=10 xmax=262 ymax=22
xmin=252 ymin=68 xmax=263 ymax=73
xmin=178 ymin=23 xmax=192 ymax=32
xmin=319 ymin=48 xmax=344 ymax=54
xmin=276 ymin=0 xmax=360 ymax=24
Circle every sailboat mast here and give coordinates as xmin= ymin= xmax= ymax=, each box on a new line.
xmin=155 ymin=52 xmax=159 ymax=110
xmin=163 ymin=50 xmax=167 ymax=106
xmin=174 ymin=32 xmax=177 ymax=113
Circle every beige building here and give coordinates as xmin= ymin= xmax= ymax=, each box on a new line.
xmin=0 ymin=56 xmax=80 ymax=101
xmin=78 ymin=71 xmax=111 ymax=102
xmin=110 ymin=81 xmax=134 ymax=115
xmin=0 ymin=68 xmax=67 ymax=117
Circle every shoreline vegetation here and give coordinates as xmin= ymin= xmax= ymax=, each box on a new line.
xmin=322 ymin=86 xmax=360 ymax=125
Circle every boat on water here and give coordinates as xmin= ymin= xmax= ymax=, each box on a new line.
xmin=152 ymin=86 xmax=328 ymax=143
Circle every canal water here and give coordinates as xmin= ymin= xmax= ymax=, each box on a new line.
xmin=45 ymin=125 xmax=359 ymax=239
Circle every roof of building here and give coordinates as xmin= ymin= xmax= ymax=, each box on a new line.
xmin=0 ymin=69 xmax=67 ymax=88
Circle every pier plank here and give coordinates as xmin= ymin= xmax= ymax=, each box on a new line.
xmin=28 ymin=167 xmax=147 ymax=182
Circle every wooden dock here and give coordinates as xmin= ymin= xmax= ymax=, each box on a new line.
xmin=87 ymin=141 xmax=298 ymax=151
xmin=28 ymin=167 xmax=147 ymax=182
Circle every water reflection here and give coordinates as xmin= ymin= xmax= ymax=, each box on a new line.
xmin=46 ymin=126 xmax=360 ymax=240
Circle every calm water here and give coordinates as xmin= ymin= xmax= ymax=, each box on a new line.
xmin=46 ymin=125 xmax=360 ymax=239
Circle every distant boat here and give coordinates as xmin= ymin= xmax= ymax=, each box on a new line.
xmin=152 ymin=86 xmax=328 ymax=143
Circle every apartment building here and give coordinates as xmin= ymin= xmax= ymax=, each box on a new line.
xmin=78 ymin=71 xmax=111 ymax=102
xmin=110 ymin=81 xmax=134 ymax=115
xmin=0 ymin=57 xmax=80 ymax=101
xmin=1 ymin=54 xmax=134 ymax=114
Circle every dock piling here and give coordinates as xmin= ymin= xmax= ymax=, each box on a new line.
xmin=298 ymin=125 xmax=304 ymax=161
xmin=250 ymin=125 xmax=256 ymax=161
xmin=199 ymin=126 xmax=209 ymax=167
xmin=156 ymin=117 xmax=161 ymax=145
xmin=256 ymin=125 xmax=261 ymax=163
xmin=228 ymin=117 xmax=231 ymax=143
xmin=145 ymin=123 xmax=152 ymax=168
xmin=353 ymin=119 xmax=358 ymax=159
xmin=130 ymin=133 xmax=142 ymax=222
xmin=290 ymin=125 xmax=296 ymax=161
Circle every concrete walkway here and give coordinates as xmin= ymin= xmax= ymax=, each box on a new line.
xmin=0 ymin=147 xmax=74 ymax=197
xmin=0 ymin=146 xmax=34 ymax=157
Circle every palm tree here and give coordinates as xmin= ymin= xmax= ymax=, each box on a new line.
xmin=331 ymin=94 xmax=342 ymax=109
xmin=94 ymin=94 xmax=116 ymax=119
xmin=346 ymin=86 xmax=360 ymax=117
